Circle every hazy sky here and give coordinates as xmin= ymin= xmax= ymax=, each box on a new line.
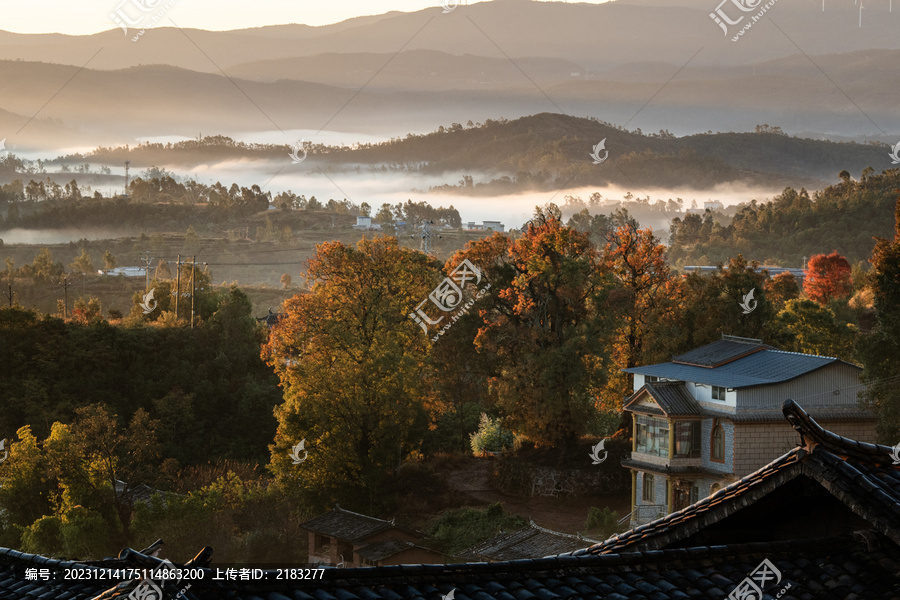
xmin=3 ymin=0 xmax=615 ymax=34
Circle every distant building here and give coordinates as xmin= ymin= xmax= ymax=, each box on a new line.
xmin=97 ymin=267 xmax=146 ymax=278
xmin=482 ymin=220 xmax=505 ymax=232
xmin=703 ymin=200 xmax=724 ymax=211
xmin=681 ymin=265 xmax=806 ymax=282
xmin=352 ymin=216 xmax=381 ymax=231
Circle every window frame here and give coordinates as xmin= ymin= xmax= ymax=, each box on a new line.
xmin=634 ymin=415 xmax=670 ymax=458
xmin=711 ymin=385 xmax=727 ymax=401
xmin=711 ymin=420 xmax=725 ymax=463
xmin=642 ymin=473 xmax=655 ymax=502
xmin=673 ymin=420 xmax=702 ymax=458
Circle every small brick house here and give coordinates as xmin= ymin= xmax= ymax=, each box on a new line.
xmin=621 ymin=335 xmax=875 ymax=526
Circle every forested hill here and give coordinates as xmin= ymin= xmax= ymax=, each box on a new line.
xmin=332 ymin=113 xmax=888 ymax=190
xmin=666 ymin=169 xmax=900 ymax=267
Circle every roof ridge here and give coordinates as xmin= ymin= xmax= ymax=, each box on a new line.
xmin=782 ymin=399 xmax=892 ymax=460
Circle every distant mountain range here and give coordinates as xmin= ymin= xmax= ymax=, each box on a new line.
xmin=0 ymin=0 xmax=898 ymax=150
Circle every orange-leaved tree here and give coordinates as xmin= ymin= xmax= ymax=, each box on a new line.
xmin=471 ymin=205 xmax=612 ymax=454
xmin=804 ymin=251 xmax=852 ymax=304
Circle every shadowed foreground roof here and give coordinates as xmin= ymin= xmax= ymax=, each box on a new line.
xmin=1 ymin=401 xmax=898 ymax=599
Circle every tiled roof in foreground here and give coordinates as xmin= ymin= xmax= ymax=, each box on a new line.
xmin=1 ymin=400 xmax=898 ymax=599
xmin=1 ymin=535 xmax=899 ymax=600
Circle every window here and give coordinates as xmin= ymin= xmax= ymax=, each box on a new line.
xmin=674 ymin=421 xmax=701 ymax=458
xmin=690 ymin=485 xmax=699 ymax=504
xmin=635 ymin=416 xmax=670 ymax=458
xmin=642 ymin=473 xmax=655 ymax=502
xmin=711 ymin=385 xmax=727 ymax=401
xmin=710 ymin=482 xmax=722 ymax=495
xmin=712 ymin=421 xmax=725 ymax=462
xmin=646 ymin=376 xmax=659 ymax=383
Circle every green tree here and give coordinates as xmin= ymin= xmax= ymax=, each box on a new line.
xmin=859 ymin=200 xmax=900 ymax=441
xmin=768 ymin=299 xmax=857 ymax=359
xmin=70 ymin=249 xmax=95 ymax=276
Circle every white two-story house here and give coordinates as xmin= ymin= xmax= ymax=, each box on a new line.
xmin=621 ymin=335 xmax=875 ymax=526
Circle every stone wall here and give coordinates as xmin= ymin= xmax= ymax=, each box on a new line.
xmin=491 ymin=459 xmax=630 ymax=498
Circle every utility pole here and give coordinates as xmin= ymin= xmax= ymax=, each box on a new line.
xmin=420 ymin=220 xmax=433 ymax=253
xmin=190 ymin=255 xmax=196 ymax=329
xmin=59 ymin=276 xmax=71 ymax=319
xmin=124 ymin=160 xmax=131 ymax=197
xmin=141 ymin=250 xmax=153 ymax=291
xmin=175 ymin=255 xmax=182 ymax=321
xmin=6 ymin=284 xmax=14 ymax=307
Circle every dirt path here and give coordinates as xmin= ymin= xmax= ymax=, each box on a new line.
xmin=444 ymin=458 xmax=630 ymax=536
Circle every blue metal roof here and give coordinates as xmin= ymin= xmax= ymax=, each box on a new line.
xmin=624 ymin=349 xmax=858 ymax=388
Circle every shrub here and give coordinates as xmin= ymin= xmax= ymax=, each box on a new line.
xmin=469 ymin=413 xmax=514 ymax=455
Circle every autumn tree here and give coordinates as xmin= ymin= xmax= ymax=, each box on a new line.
xmin=102 ymin=250 xmax=116 ymax=271
xmin=765 ymin=271 xmax=800 ymax=312
xmin=70 ymin=249 xmax=95 ymax=276
xmin=264 ymin=237 xmax=439 ymax=512
xmin=858 ymin=200 xmax=900 ymax=441
xmin=280 ymin=273 xmax=292 ymax=289
xmin=804 ymin=251 xmax=852 ymax=304
xmin=602 ymin=219 xmax=679 ymax=410
xmin=473 ymin=206 xmax=611 ymax=453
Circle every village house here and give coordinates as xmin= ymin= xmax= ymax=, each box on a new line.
xmin=620 ymin=334 xmax=875 ymax=527
xmin=300 ymin=506 xmax=443 ymax=567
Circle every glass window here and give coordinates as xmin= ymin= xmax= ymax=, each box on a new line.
xmin=635 ymin=416 xmax=670 ymax=458
xmin=674 ymin=421 xmax=701 ymax=458
xmin=711 ymin=385 xmax=727 ymax=401
xmin=646 ymin=376 xmax=659 ymax=383
xmin=712 ymin=422 xmax=725 ymax=462
xmin=710 ymin=482 xmax=722 ymax=495
xmin=643 ymin=473 xmax=655 ymax=502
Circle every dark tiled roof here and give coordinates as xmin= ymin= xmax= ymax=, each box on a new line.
xmin=580 ymin=399 xmax=900 ymax=555
xmin=672 ymin=337 xmax=772 ymax=368
xmin=3 ymin=537 xmax=900 ymax=599
xmin=625 ymin=349 xmax=859 ymax=388
xmin=625 ymin=382 xmax=701 ymax=417
xmin=300 ymin=507 xmax=396 ymax=542
xmin=461 ymin=521 xmax=596 ymax=562
xmin=2 ymin=401 xmax=898 ymax=599
xmin=355 ymin=539 xmax=421 ymax=563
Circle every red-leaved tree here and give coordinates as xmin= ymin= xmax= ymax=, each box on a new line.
xmin=804 ymin=251 xmax=852 ymax=304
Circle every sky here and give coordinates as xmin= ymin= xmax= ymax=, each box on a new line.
xmin=3 ymin=0 xmax=616 ymax=34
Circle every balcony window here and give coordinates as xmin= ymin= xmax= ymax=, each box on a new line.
xmin=635 ymin=415 xmax=669 ymax=458
xmin=674 ymin=421 xmax=701 ymax=458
